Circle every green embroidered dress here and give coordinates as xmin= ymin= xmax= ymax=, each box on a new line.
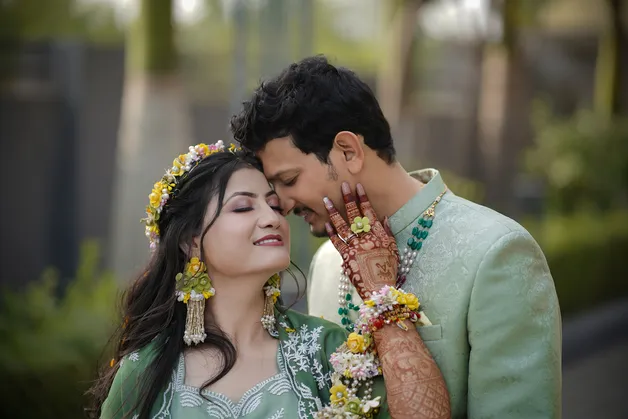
xmin=101 ymin=309 xmax=389 ymax=419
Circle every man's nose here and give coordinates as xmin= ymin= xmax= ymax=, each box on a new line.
xmin=277 ymin=193 xmax=296 ymax=215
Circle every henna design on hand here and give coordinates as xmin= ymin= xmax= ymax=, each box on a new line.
xmin=375 ymin=322 xmax=451 ymax=418
xmin=324 ymin=183 xmax=399 ymax=299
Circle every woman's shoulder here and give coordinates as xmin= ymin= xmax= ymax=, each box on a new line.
xmin=110 ymin=338 xmax=164 ymax=392
xmin=101 ymin=339 xmax=168 ymax=418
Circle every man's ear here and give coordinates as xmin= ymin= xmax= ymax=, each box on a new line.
xmin=332 ymin=131 xmax=364 ymax=174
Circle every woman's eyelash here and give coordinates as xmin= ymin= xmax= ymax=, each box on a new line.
xmin=284 ymin=178 xmax=297 ymax=186
xmin=233 ymin=205 xmax=283 ymax=213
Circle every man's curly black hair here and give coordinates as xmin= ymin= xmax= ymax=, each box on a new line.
xmin=229 ymin=55 xmax=396 ymax=164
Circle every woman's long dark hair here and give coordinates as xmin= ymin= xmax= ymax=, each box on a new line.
xmin=87 ymin=150 xmax=284 ymax=419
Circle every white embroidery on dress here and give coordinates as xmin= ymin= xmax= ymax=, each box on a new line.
xmin=239 ymin=392 xmax=263 ymax=416
xmin=268 ymin=408 xmax=285 ymax=419
xmin=267 ymin=377 xmax=291 ymax=395
xmin=175 ymin=352 xmax=294 ymax=418
xmin=178 ymin=389 xmax=203 ymax=408
xmin=128 ymin=351 xmax=140 ymax=362
xmin=280 ymin=324 xmax=327 ymax=418
xmin=151 ymin=375 xmax=175 ymax=419
xmin=206 ymin=401 xmax=231 ymax=418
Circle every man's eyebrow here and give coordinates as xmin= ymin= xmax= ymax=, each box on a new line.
xmin=266 ymin=169 xmax=297 ymax=182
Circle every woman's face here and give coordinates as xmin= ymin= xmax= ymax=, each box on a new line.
xmin=200 ymin=168 xmax=291 ymax=279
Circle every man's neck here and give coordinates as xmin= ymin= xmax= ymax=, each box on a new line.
xmin=360 ymin=162 xmax=424 ymax=220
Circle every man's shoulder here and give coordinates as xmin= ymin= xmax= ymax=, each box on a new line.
xmin=441 ymin=193 xmax=535 ymax=244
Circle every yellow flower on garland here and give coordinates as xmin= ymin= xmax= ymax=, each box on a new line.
xmin=346 ymin=332 xmax=367 ymax=354
xmin=395 ymin=291 xmax=419 ymax=310
xmin=405 ymin=294 xmax=420 ymax=310
xmin=351 ymin=216 xmax=371 ymax=234
xmin=330 ymin=383 xmax=348 ymax=405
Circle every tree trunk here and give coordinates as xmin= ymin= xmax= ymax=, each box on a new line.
xmin=376 ymin=0 xmax=422 ymax=136
xmin=478 ymin=0 xmax=530 ymax=215
xmin=595 ymin=0 xmax=625 ymax=117
xmin=109 ymin=0 xmax=191 ymax=280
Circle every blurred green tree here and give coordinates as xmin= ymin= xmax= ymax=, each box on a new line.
xmin=0 ymin=0 xmax=121 ymax=43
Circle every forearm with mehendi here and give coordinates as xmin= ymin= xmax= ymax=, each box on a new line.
xmin=374 ymin=321 xmax=451 ymax=419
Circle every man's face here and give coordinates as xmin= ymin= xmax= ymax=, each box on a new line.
xmin=258 ymin=137 xmax=348 ymax=237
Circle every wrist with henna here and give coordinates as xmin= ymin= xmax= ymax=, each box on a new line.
xmin=373 ymin=321 xmax=451 ymax=419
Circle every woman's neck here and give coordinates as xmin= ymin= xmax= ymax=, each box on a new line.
xmin=204 ymin=276 xmax=269 ymax=347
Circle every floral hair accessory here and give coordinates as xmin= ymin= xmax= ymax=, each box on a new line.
xmin=141 ymin=140 xmax=240 ymax=250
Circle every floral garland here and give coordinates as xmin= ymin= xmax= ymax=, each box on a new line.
xmin=315 ymin=286 xmax=422 ymax=418
xmin=141 ymin=140 xmax=239 ymax=250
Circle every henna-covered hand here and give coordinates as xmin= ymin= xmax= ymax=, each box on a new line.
xmin=375 ymin=321 xmax=451 ymax=418
xmin=324 ymin=183 xmax=399 ymax=300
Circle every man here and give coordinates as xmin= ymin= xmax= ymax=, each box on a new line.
xmin=230 ymin=55 xmax=562 ymax=418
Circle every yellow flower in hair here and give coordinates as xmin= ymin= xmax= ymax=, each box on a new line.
xmin=172 ymin=155 xmax=186 ymax=174
xmin=149 ymin=192 xmax=161 ymax=209
xmin=197 ymin=143 xmax=209 ymax=155
xmin=346 ymin=332 xmax=366 ymax=354
xmin=330 ymin=383 xmax=348 ymax=405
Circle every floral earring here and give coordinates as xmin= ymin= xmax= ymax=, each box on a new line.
xmin=175 ymin=257 xmax=215 ymax=345
xmin=261 ymin=274 xmax=281 ymax=337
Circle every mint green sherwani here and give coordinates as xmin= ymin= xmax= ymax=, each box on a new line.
xmin=307 ymin=169 xmax=562 ymax=419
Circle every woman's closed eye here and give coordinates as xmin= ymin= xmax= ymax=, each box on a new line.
xmin=233 ymin=207 xmax=253 ymax=213
xmin=233 ymin=204 xmax=283 ymax=213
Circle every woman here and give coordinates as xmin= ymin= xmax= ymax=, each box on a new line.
xmin=89 ymin=141 xmax=450 ymax=419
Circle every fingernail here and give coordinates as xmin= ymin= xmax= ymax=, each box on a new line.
xmin=356 ymin=183 xmax=365 ymax=195
xmin=341 ymin=182 xmax=350 ymax=195
xmin=323 ymin=197 xmax=333 ymax=209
